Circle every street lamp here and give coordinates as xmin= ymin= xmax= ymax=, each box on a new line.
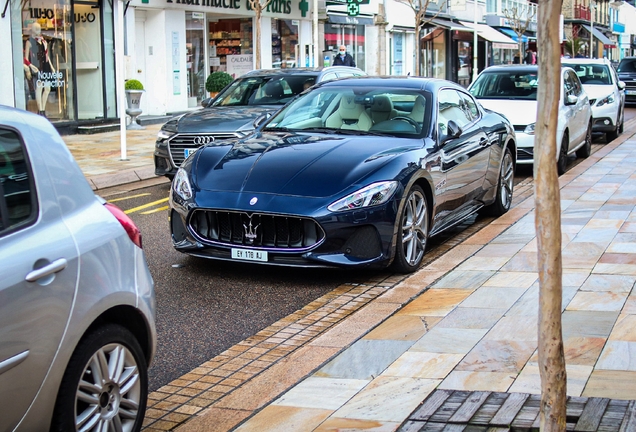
xmin=590 ymin=0 xmax=596 ymax=58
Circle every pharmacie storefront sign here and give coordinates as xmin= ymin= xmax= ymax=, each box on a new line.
xmin=165 ymin=0 xmax=301 ymax=16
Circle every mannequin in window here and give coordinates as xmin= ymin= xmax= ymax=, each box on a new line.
xmin=24 ymin=23 xmax=55 ymax=117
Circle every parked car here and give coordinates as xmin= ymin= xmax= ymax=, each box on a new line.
xmin=469 ymin=64 xmax=592 ymax=175
xmin=154 ymin=66 xmax=366 ymax=179
xmin=616 ymin=56 xmax=636 ymax=104
xmin=169 ymin=77 xmax=516 ymax=273
xmin=562 ymin=57 xmax=625 ymax=141
xmin=0 ymin=106 xmax=156 ymax=431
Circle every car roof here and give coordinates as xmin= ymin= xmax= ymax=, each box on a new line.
xmin=561 ymin=58 xmax=612 ymax=66
xmin=479 ymin=64 xmax=578 ymax=74
xmin=241 ymin=66 xmax=365 ymax=78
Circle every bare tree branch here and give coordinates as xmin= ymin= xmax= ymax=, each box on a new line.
xmin=503 ymin=5 xmax=536 ymax=62
xmin=396 ymin=0 xmax=448 ymax=75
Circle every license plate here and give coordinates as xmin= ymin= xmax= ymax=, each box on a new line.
xmin=184 ymin=148 xmax=196 ymax=158
xmin=626 ymin=90 xmax=636 ymax=95
xmin=231 ymin=248 xmax=268 ymax=262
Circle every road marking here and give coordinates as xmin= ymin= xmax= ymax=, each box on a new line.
xmin=124 ymin=197 xmax=169 ymax=214
xmin=141 ymin=206 xmax=169 ymax=215
xmin=107 ymin=193 xmax=151 ymax=203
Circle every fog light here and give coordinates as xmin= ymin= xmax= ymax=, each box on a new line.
xmin=604 ymin=119 xmax=610 ymax=125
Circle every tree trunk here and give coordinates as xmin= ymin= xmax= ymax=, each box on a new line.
xmin=415 ymin=25 xmax=421 ymax=76
xmin=255 ymin=9 xmax=261 ymax=69
xmin=535 ymin=0 xmax=567 ymax=430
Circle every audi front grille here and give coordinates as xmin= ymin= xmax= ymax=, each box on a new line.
xmin=189 ymin=210 xmax=325 ymax=251
xmin=168 ymin=133 xmax=238 ymax=167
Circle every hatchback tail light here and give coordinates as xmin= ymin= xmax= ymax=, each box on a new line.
xmin=105 ymin=202 xmax=143 ymax=248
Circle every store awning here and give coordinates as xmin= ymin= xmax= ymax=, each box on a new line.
xmin=580 ymin=24 xmax=616 ymax=47
xmin=459 ymin=21 xmax=517 ymax=47
xmin=497 ymin=27 xmax=528 ymax=43
xmin=424 ymin=18 xmax=470 ymax=31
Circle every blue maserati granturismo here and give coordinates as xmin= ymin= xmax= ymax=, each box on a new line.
xmin=169 ymin=77 xmax=516 ymax=273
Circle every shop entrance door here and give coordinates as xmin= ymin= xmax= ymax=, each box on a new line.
xmin=74 ymin=1 xmax=104 ymax=119
xmin=134 ymin=14 xmax=148 ymax=115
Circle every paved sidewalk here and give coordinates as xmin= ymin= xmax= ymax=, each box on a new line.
xmin=62 ymin=122 xmax=636 ymax=431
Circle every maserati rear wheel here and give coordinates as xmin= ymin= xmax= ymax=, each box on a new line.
xmin=393 ymin=186 xmax=428 ymax=273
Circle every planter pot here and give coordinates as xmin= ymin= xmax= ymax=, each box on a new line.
xmin=125 ymin=89 xmax=145 ymax=130
xmin=209 ymin=91 xmax=219 ymax=98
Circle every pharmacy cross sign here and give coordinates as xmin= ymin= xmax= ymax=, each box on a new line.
xmin=347 ymin=0 xmax=362 ymax=16
xmin=299 ymin=0 xmax=308 ymax=17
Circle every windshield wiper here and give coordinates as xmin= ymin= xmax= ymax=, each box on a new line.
xmin=301 ymin=127 xmax=389 ymax=136
xmin=263 ymin=126 xmax=292 ymax=132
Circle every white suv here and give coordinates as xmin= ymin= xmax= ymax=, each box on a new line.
xmin=562 ymin=57 xmax=626 ymax=141
xmin=469 ymin=65 xmax=593 ymax=175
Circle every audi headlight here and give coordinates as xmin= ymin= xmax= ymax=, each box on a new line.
xmin=157 ymin=129 xmax=175 ymax=141
xmin=596 ymin=93 xmax=615 ymax=107
xmin=524 ymin=123 xmax=535 ymax=135
xmin=328 ymin=181 xmax=398 ymax=212
xmin=173 ymin=168 xmax=193 ymax=200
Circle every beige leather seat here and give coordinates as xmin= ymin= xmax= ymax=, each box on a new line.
xmin=325 ymin=95 xmax=373 ymax=131
xmin=408 ymin=95 xmax=426 ymax=123
xmin=369 ymin=95 xmax=397 ymax=124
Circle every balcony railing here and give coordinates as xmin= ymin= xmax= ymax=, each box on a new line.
xmin=574 ymin=4 xmax=591 ymax=20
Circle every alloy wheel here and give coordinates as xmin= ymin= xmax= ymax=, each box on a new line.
xmin=499 ymin=150 xmax=514 ymax=210
xmin=401 ymin=190 xmax=428 ymax=266
xmin=75 ymin=343 xmax=142 ymax=432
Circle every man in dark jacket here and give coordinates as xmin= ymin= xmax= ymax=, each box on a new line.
xmin=333 ymin=45 xmax=356 ymax=67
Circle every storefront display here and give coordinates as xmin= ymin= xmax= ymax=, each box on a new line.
xmin=324 ymin=22 xmax=366 ymax=71
xmin=186 ymin=12 xmax=206 ymax=107
xmin=208 ymin=18 xmax=252 ymax=73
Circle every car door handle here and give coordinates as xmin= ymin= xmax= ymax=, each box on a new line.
xmin=479 ymin=138 xmax=488 ymax=147
xmin=0 ymin=350 xmax=29 ymax=375
xmin=25 ymin=258 xmax=68 ymax=283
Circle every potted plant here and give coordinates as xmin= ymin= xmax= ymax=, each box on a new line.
xmin=125 ymin=79 xmax=145 ymax=130
xmin=205 ymin=71 xmax=233 ymax=98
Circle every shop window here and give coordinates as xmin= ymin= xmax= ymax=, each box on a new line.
xmin=324 ymin=23 xmax=365 ymax=71
xmin=187 ymin=12 xmax=206 ymax=107
xmin=272 ymin=19 xmax=298 ymax=68
xmin=18 ymin=0 xmax=74 ymax=121
xmin=209 ymin=18 xmax=253 ymax=74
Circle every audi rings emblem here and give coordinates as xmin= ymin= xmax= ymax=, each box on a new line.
xmin=193 ymin=136 xmax=214 ymax=145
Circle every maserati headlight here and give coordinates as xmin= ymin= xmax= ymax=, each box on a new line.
xmin=596 ymin=93 xmax=615 ymax=107
xmin=524 ymin=123 xmax=535 ymax=135
xmin=328 ymin=181 xmax=398 ymax=212
xmin=173 ymin=168 xmax=193 ymax=200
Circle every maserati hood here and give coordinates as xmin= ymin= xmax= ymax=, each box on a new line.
xmin=478 ymin=99 xmax=539 ymax=127
xmin=192 ymin=132 xmax=422 ymax=198
xmin=175 ymin=105 xmax=281 ymax=133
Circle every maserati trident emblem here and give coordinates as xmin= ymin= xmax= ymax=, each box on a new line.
xmin=250 ymin=197 xmax=258 ymax=206
xmin=243 ymin=215 xmax=260 ymax=244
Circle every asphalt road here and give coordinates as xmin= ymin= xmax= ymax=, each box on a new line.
xmin=99 ymin=108 xmax=636 ymax=392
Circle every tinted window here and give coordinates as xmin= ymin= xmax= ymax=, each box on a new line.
xmin=460 ymin=92 xmax=480 ymax=121
xmin=617 ymin=59 xmax=636 ymax=73
xmin=212 ymin=75 xmax=313 ymax=107
xmin=564 ymin=70 xmax=583 ymax=96
xmin=438 ymin=89 xmax=472 ymax=131
xmin=0 ymin=128 xmax=34 ymax=233
xmin=469 ymin=71 xmax=538 ymax=100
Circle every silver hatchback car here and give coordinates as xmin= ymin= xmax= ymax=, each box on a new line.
xmin=0 ymin=106 xmax=156 ymax=431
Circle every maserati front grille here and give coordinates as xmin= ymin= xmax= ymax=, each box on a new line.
xmin=189 ymin=210 xmax=325 ymax=251
xmin=168 ymin=133 xmax=237 ymax=167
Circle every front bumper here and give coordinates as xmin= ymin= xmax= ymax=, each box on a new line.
xmin=513 ymin=132 xmax=536 ymax=165
xmin=169 ymin=194 xmax=400 ymax=269
xmin=590 ymin=103 xmax=619 ymax=132
xmin=154 ymin=139 xmax=177 ymax=178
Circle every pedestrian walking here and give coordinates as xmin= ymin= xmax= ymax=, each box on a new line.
xmin=333 ymin=45 xmax=356 ymax=67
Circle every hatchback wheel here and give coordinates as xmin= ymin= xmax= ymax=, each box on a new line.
xmin=483 ymin=147 xmax=514 ymax=216
xmin=619 ymin=109 xmax=624 ymax=134
xmin=51 ymin=324 xmax=148 ymax=432
xmin=392 ymin=186 xmax=428 ymax=273
xmin=577 ymin=121 xmax=592 ymax=159
xmin=557 ymin=132 xmax=569 ymax=176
